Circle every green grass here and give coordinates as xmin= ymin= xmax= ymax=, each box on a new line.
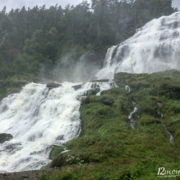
xmin=41 ymin=70 xmax=180 ymax=180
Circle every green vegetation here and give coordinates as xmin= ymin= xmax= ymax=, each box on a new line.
xmin=50 ymin=146 xmax=65 ymax=161
xmin=40 ymin=70 xmax=180 ymax=180
xmin=0 ymin=0 xmax=178 ymax=179
xmin=0 ymin=0 xmax=175 ymax=81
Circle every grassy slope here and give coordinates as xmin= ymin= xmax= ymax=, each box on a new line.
xmin=1 ymin=70 xmax=179 ymax=180
xmin=41 ymin=70 xmax=180 ymax=180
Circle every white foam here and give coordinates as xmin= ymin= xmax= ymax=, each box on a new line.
xmin=0 ymin=82 xmax=91 ymax=172
xmin=96 ymin=12 xmax=180 ymax=79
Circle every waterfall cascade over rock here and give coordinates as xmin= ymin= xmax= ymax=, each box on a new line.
xmin=97 ymin=11 xmax=180 ymax=79
xmin=0 ymin=81 xmax=112 ymax=172
xmin=0 ymin=82 xmax=92 ymax=172
xmin=0 ymin=12 xmax=180 ymax=172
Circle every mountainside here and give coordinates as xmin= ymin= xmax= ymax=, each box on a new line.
xmin=0 ymin=0 xmax=174 ymax=81
xmin=0 ymin=70 xmax=179 ymax=180
xmin=0 ymin=1 xmax=179 ymax=179
xmin=40 ymin=70 xmax=180 ymax=180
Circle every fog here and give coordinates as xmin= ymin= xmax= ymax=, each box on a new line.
xmin=38 ymin=50 xmax=102 ymax=83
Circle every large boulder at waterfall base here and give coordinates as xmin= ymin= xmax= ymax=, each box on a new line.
xmin=72 ymin=84 xmax=82 ymax=90
xmin=85 ymin=88 xmax=100 ymax=96
xmin=46 ymin=83 xmax=61 ymax=89
xmin=0 ymin=133 xmax=13 ymax=143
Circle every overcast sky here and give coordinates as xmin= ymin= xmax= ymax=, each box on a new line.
xmin=0 ymin=0 xmax=179 ymax=12
xmin=172 ymin=0 xmax=180 ymax=9
xmin=0 ymin=0 xmax=91 ymax=11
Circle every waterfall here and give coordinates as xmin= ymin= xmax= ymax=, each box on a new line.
xmin=1 ymin=11 xmax=180 ymax=173
xmin=96 ymin=12 xmax=180 ymax=79
xmin=0 ymin=81 xmax=113 ymax=172
xmin=0 ymin=82 xmax=91 ymax=172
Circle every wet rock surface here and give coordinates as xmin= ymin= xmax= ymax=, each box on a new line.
xmin=0 ymin=133 xmax=13 ymax=144
xmin=46 ymin=83 xmax=61 ymax=89
xmin=101 ymin=98 xmax=114 ymax=106
xmin=85 ymin=88 xmax=100 ymax=96
xmin=72 ymin=84 xmax=82 ymax=90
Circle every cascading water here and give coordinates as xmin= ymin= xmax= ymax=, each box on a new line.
xmin=0 ymin=82 xmax=92 ymax=172
xmin=0 ymin=81 xmax=113 ymax=172
xmin=0 ymin=11 xmax=180 ymax=173
xmin=97 ymin=11 xmax=180 ymax=79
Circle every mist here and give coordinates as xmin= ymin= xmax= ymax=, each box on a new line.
xmin=39 ymin=51 xmax=102 ymax=83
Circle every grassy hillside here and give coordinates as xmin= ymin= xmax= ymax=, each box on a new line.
xmin=40 ymin=70 xmax=180 ymax=180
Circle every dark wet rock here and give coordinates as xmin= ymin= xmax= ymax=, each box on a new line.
xmin=85 ymin=88 xmax=100 ymax=96
xmin=101 ymin=98 xmax=114 ymax=106
xmin=91 ymin=79 xmax=109 ymax=83
xmin=140 ymin=120 xmax=161 ymax=125
xmin=0 ymin=133 xmax=13 ymax=143
xmin=72 ymin=84 xmax=82 ymax=90
xmin=4 ymin=143 xmax=22 ymax=153
xmin=56 ymin=135 xmax=64 ymax=140
xmin=46 ymin=83 xmax=61 ymax=89
xmin=91 ymin=83 xmax=100 ymax=89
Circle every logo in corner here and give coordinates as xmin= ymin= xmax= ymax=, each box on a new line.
xmin=157 ymin=167 xmax=180 ymax=178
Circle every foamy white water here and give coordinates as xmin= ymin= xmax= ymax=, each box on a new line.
xmin=97 ymin=11 xmax=180 ymax=79
xmin=0 ymin=82 xmax=92 ymax=172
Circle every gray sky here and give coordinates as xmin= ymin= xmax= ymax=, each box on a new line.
xmin=172 ymin=0 xmax=180 ymax=9
xmin=0 ymin=0 xmax=91 ymax=11
xmin=0 ymin=0 xmax=179 ymax=12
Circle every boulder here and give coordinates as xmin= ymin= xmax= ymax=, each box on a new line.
xmin=0 ymin=133 xmax=13 ymax=143
xmin=85 ymin=88 xmax=100 ymax=96
xmin=72 ymin=84 xmax=82 ymax=90
xmin=101 ymin=98 xmax=114 ymax=106
xmin=46 ymin=83 xmax=61 ymax=89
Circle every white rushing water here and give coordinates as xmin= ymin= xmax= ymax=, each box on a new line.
xmin=0 ymin=81 xmax=113 ymax=172
xmin=97 ymin=11 xmax=180 ymax=79
xmin=1 ymin=11 xmax=180 ymax=172
xmin=0 ymin=82 xmax=93 ymax=172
